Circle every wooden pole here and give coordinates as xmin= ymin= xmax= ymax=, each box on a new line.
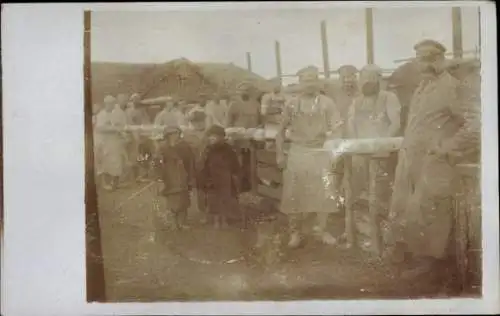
xmin=320 ymin=20 xmax=331 ymax=78
xmin=452 ymin=7 xmax=463 ymax=59
xmin=477 ymin=7 xmax=481 ymax=57
xmin=365 ymin=8 xmax=375 ymax=64
xmin=84 ymin=10 xmax=106 ymax=302
xmin=246 ymin=52 xmax=253 ymax=72
xmin=275 ymin=40 xmax=283 ymax=85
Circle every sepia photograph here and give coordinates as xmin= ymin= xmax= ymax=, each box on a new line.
xmin=85 ymin=5 xmax=483 ymax=303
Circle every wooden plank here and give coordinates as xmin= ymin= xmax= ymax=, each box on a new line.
xmin=320 ymin=21 xmax=331 ymax=79
xmin=365 ymin=8 xmax=375 ymax=64
xmin=257 ymin=184 xmax=282 ymax=201
xmin=246 ymin=52 xmax=252 ymax=72
xmin=452 ymin=7 xmax=464 ymax=59
xmin=84 ymin=11 xmax=106 ymax=302
xmin=257 ymin=164 xmax=283 ymax=184
xmin=275 ymin=41 xmax=283 ymax=85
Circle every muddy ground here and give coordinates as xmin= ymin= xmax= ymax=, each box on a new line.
xmin=95 ymin=181 xmax=472 ymax=302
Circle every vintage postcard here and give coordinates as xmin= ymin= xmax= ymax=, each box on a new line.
xmin=85 ymin=3 xmax=487 ymax=304
xmin=2 ymin=2 xmax=497 ymax=315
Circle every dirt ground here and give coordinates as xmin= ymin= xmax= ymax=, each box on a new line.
xmin=96 ymin=181 xmax=465 ymax=302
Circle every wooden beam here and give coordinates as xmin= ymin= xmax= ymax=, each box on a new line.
xmin=84 ymin=10 xmax=107 ymax=302
xmin=246 ymin=52 xmax=253 ymax=72
xmin=452 ymin=7 xmax=463 ymax=59
xmin=477 ymin=7 xmax=481 ymax=56
xmin=275 ymin=41 xmax=283 ymax=85
xmin=365 ymin=8 xmax=375 ymax=64
xmin=320 ymin=20 xmax=331 ymax=78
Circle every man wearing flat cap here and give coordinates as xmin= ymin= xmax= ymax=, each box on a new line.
xmin=383 ymin=39 xmax=481 ymax=290
xmin=276 ymin=65 xmax=343 ymax=248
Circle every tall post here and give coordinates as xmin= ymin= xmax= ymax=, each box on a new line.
xmin=365 ymin=8 xmax=375 ymax=64
xmin=84 ymin=10 xmax=106 ymax=302
xmin=477 ymin=7 xmax=481 ymax=57
xmin=452 ymin=7 xmax=463 ymax=58
xmin=320 ymin=20 xmax=331 ymax=78
xmin=246 ymin=52 xmax=253 ymax=72
xmin=275 ymin=40 xmax=283 ymax=85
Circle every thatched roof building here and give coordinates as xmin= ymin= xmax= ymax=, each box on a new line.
xmin=91 ymin=58 xmax=273 ymax=105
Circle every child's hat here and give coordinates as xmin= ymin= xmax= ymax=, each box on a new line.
xmin=206 ymin=125 xmax=226 ymax=138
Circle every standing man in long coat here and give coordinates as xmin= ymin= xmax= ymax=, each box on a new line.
xmin=383 ymin=40 xmax=481 ymax=283
xmin=276 ymin=66 xmax=343 ymax=248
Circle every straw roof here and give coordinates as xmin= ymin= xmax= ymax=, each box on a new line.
xmin=91 ymin=59 xmax=273 ymax=105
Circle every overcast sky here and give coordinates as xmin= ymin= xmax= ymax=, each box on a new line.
xmin=91 ymin=6 xmax=480 ymax=82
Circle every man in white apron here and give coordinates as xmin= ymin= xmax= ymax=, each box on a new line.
xmin=94 ymin=95 xmax=129 ymax=191
xmin=205 ymin=94 xmax=230 ymax=128
xmin=276 ymin=66 xmax=343 ymax=248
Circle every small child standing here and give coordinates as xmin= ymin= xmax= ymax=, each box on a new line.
xmin=159 ymin=126 xmax=195 ymax=230
xmin=182 ymin=110 xmax=209 ymax=223
xmin=201 ymin=125 xmax=241 ymax=229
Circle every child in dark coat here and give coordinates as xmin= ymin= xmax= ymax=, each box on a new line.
xmin=159 ymin=126 xmax=195 ymax=230
xmin=182 ymin=110 xmax=209 ymax=223
xmin=201 ymin=125 xmax=241 ymax=229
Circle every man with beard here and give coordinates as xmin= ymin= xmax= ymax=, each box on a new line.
xmin=346 ymin=64 xmax=401 ymax=253
xmin=383 ymin=40 xmax=481 ymax=292
xmin=331 ymin=65 xmax=360 ymax=130
xmin=327 ymin=65 xmax=360 ymax=220
xmin=276 ymin=66 xmax=343 ymax=248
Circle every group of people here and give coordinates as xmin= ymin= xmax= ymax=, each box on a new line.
xmin=274 ymin=38 xmax=480 ymax=288
xmin=93 ymin=38 xmax=480 ymax=287
xmin=92 ymin=82 xmax=267 ymax=229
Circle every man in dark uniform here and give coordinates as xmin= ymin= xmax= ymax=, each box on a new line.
xmin=383 ymin=40 xmax=481 ymax=294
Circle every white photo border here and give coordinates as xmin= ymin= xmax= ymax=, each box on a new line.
xmin=2 ymin=2 xmax=498 ymax=315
